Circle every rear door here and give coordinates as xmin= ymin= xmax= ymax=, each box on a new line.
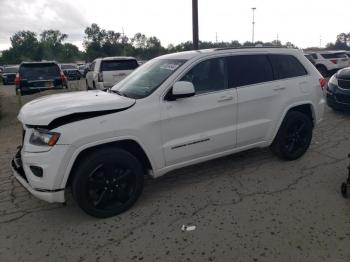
xmin=228 ymin=54 xmax=279 ymax=146
xmin=101 ymin=59 xmax=138 ymax=87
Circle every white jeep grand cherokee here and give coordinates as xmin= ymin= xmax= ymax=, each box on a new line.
xmin=12 ymin=48 xmax=325 ymax=217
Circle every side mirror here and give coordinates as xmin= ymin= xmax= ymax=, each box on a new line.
xmin=168 ymin=81 xmax=195 ymax=100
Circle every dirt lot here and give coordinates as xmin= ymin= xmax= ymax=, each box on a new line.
xmin=0 ymin=82 xmax=350 ymax=262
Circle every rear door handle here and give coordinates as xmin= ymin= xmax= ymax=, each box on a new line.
xmin=217 ymin=96 xmax=234 ymax=102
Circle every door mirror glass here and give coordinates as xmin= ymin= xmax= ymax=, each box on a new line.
xmin=170 ymin=81 xmax=195 ymax=100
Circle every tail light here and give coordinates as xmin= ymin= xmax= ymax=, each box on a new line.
xmin=330 ymin=59 xmax=337 ymax=64
xmin=15 ymin=73 xmax=20 ymax=86
xmin=98 ymin=72 xmax=103 ymax=82
xmin=60 ymin=71 xmax=66 ymax=82
xmin=319 ymin=78 xmax=326 ymax=90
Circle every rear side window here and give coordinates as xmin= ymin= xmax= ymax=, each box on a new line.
xmin=227 ymin=55 xmax=273 ymax=87
xmin=101 ymin=60 xmax=139 ymax=71
xmin=320 ymin=53 xmax=347 ymax=59
xmin=20 ymin=63 xmax=60 ymax=80
xmin=269 ymin=54 xmax=307 ymax=79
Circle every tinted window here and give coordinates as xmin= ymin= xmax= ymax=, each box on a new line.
xmin=180 ymin=57 xmax=226 ymax=94
xmin=321 ymin=52 xmax=347 ymax=59
xmin=269 ymin=54 xmax=307 ymax=79
xmin=227 ymin=55 xmax=273 ymax=87
xmin=3 ymin=66 xmax=18 ymax=73
xmin=101 ymin=60 xmax=139 ymax=71
xmin=20 ymin=63 xmax=60 ymax=80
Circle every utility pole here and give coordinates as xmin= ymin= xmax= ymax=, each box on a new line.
xmin=192 ymin=0 xmax=199 ymax=50
xmin=215 ymin=32 xmax=218 ymax=43
xmin=251 ymin=7 xmax=256 ymax=44
xmin=319 ymin=34 xmax=322 ymax=48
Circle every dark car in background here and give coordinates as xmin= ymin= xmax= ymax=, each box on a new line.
xmin=16 ymin=62 xmax=67 ymax=96
xmin=60 ymin=64 xmax=81 ymax=80
xmin=2 ymin=65 xmax=19 ymax=85
xmin=326 ymin=67 xmax=350 ymax=111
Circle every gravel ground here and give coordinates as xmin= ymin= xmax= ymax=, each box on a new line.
xmin=0 ymin=82 xmax=349 ymax=262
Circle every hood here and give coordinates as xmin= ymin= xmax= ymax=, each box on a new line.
xmin=337 ymin=67 xmax=350 ymax=80
xmin=18 ymin=90 xmax=135 ymax=126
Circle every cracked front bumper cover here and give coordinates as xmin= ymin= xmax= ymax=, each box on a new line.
xmin=11 ymin=149 xmax=65 ymax=203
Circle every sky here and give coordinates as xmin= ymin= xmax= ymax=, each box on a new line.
xmin=0 ymin=0 xmax=349 ymax=51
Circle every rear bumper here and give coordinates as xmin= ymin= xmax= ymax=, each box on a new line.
xmin=11 ymin=147 xmax=65 ymax=203
xmin=17 ymin=86 xmax=64 ymax=95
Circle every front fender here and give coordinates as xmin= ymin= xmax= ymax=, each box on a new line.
xmin=59 ymin=136 xmax=157 ymax=188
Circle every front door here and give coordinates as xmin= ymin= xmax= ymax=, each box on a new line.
xmin=161 ymin=57 xmax=237 ymax=166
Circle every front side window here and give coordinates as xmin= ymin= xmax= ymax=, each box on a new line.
xmin=269 ymin=54 xmax=307 ymax=79
xmin=227 ymin=55 xmax=274 ymax=87
xmin=113 ymin=59 xmax=186 ymax=99
xmin=180 ymin=57 xmax=227 ymax=94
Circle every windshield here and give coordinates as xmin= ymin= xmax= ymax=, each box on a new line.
xmin=3 ymin=67 xmax=18 ymax=73
xmin=112 ymin=59 xmax=186 ymax=99
xmin=61 ymin=64 xmax=77 ymax=70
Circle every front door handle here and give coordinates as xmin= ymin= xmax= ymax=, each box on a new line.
xmin=217 ymin=96 xmax=234 ymax=102
xmin=273 ymin=86 xmax=286 ymax=91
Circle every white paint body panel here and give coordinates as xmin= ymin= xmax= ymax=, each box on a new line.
xmin=14 ymin=48 xmax=325 ymax=203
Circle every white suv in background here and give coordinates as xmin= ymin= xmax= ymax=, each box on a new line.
xmin=86 ymin=56 xmax=138 ymax=90
xmin=12 ymin=48 xmax=325 ymax=218
xmin=308 ymin=51 xmax=349 ymax=76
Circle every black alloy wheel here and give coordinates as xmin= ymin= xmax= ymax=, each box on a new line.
xmin=72 ymin=148 xmax=144 ymax=218
xmin=271 ymin=111 xmax=313 ymax=160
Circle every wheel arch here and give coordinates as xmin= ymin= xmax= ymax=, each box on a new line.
xmin=271 ymin=102 xmax=316 ymax=143
xmin=62 ymin=138 xmax=155 ymax=188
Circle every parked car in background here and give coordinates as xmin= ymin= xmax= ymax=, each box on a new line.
xmin=60 ymin=64 xmax=81 ymax=80
xmin=304 ymin=54 xmax=316 ymax=65
xmin=2 ymin=65 xmax=19 ymax=85
xmin=326 ymin=67 xmax=350 ymax=111
xmin=16 ymin=62 xmax=67 ymax=95
xmin=78 ymin=65 xmax=86 ymax=77
xmin=86 ymin=57 xmax=138 ymax=90
xmin=12 ymin=48 xmax=325 ymax=217
xmin=0 ymin=66 xmax=4 ymax=74
xmin=311 ymin=51 xmax=349 ymax=76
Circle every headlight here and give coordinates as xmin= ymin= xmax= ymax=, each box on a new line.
xmin=29 ymin=129 xmax=60 ymax=146
xmin=329 ymin=74 xmax=338 ymax=86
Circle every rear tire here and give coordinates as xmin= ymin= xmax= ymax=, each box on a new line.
xmin=270 ymin=111 xmax=313 ymax=160
xmin=72 ymin=148 xmax=144 ymax=218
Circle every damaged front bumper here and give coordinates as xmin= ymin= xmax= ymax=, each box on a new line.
xmin=11 ymin=147 xmax=65 ymax=203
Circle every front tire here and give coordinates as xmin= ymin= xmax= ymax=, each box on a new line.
xmin=72 ymin=148 xmax=144 ymax=218
xmin=271 ymin=111 xmax=313 ymax=160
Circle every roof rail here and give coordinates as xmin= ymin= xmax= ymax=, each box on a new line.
xmin=214 ymin=46 xmax=295 ymax=51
